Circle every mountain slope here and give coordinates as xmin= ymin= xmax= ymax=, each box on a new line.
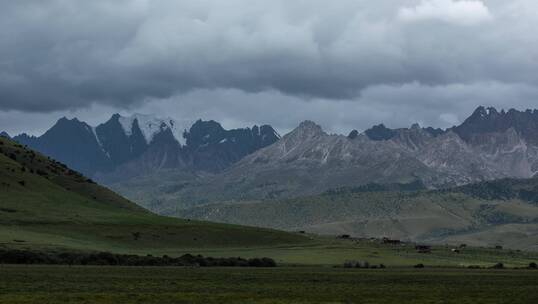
xmin=177 ymin=178 xmax=538 ymax=251
xmin=0 ymin=136 xmax=307 ymax=252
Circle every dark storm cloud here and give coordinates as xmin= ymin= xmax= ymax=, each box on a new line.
xmin=1 ymin=0 xmax=536 ymax=111
xmin=2 ymin=0 xmax=538 ymax=136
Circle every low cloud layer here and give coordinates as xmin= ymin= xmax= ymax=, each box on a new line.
xmin=1 ymin=1 xmax=538 ymax=135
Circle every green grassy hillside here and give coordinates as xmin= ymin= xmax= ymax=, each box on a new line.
xmin=178 ymin=181 xmax=538 ymax=251
xmin=0 ymin=136 xmax=307 ymax=253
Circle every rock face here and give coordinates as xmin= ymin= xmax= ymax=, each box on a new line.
xmin=94 ymin=114 xmax=149 ymax=166
xmin=182 ymin=120 xmax=280 ymax=172
xmin=13 ymin=114 xmax=280 ymax=180
xmin=452 ymin=106 xmax=538 ymax=145
xmin=364 ymin=124 xmax=396 ymax=141
xmin=206 ymin=120 xmax=439 ymax=198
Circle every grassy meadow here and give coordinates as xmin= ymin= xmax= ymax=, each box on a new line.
xmin=1 ymin=265 xmax=537 ymax=304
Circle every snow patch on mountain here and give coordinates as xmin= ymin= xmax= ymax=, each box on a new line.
xmin=91 ymin=126 xmax=110 ymax=158
xmin=118 ymin=114 xmax=193 ymax=145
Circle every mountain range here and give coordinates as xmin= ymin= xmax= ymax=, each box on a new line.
xmin=7 ymin=106 xmax=538 ymax=206
xmin=6 ymin=105 xmax=538 ymax=249
xmin=226 ymin=106 xmax=538 ymax=193
xmin=99 ymin=106 xmax=538 ymax=212
xmin=12 ymin=114 xmax=280 ymax=181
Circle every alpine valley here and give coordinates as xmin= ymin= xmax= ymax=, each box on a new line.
xmin=7 ymin=106 xmax=538 ymax=250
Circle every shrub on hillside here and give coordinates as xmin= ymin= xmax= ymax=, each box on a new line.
xmin=0 ymin=249 xmax=277 ymax=267
xmin=343 ymin=261 xmax=384 ymax=269
xmin=36 ymin=169 xmax=48 ymax=176
xmin=467 ymin=265 xmax=482 ymax=269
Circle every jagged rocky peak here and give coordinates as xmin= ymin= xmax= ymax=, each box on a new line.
xmin=453 ymin=106 xmax=538 ymax=144
xmin=47 ymin=116 xmax=94 ymax=136
xmin=56 ymin=116 xmax=82 ymax=125
xmin=468 ymin=106 xmax=500 ymax=120
xmin=405 ymin=123 xmax=437 ymax=136
xmin=289 ymin=120 xmax=325 ymax=138
xmin=184 ymin=120 xmax=280 ymax=149
xmin=365 ymin=124 xmax=396 ymax=141
xmin=41 ymin=117 xmax=100 ymax=144
xmin=12 ymin=115 xmax=112 ymax=176
xmin=0 ymin=131 xmax=10 ymax=138
xmin=94 ymin=114 xmax=149 ymax=165
xmin=273 ymin=121 xmax=326 ymax=153
xmin=348 ymin=130 xmax=359 ymax=139
xmin=12 ymin=132 xmax=35 ymax=142
xmin=179 ymin=120 xmax=281 ymax=172
xmin=117 ymin=113 xmax=192 ymax=145
xmin=185 ymin=120 xmax=225 ymax=147
xmin=423 ymin=127 xmax=445 ymax=137
xmin=464 ymin=105 xmax=537 ymax=123
xmin=300 ymin=120 xmax=323 ymax=129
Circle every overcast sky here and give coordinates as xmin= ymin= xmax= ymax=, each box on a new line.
xmin=1 ymin=0 xmax=538 ymax=136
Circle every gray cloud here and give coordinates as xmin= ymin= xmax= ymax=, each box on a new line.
xmin=3 ymin=82 xmax=537 ymax=137
xmin=1 ymin=0 xmax=538 ymax=135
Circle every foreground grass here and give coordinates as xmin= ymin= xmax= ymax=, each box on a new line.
xmin=0 ymin=265 xmax=537 ymax=303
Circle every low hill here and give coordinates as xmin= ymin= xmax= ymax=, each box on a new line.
xmin=178 ymin=180 xmax=538 ymax=251
xmin=0 ymin=136 xmax=307 ymax=253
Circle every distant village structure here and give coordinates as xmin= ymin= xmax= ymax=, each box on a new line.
xmin=415 ymin=245 xmax=432 ymax=253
